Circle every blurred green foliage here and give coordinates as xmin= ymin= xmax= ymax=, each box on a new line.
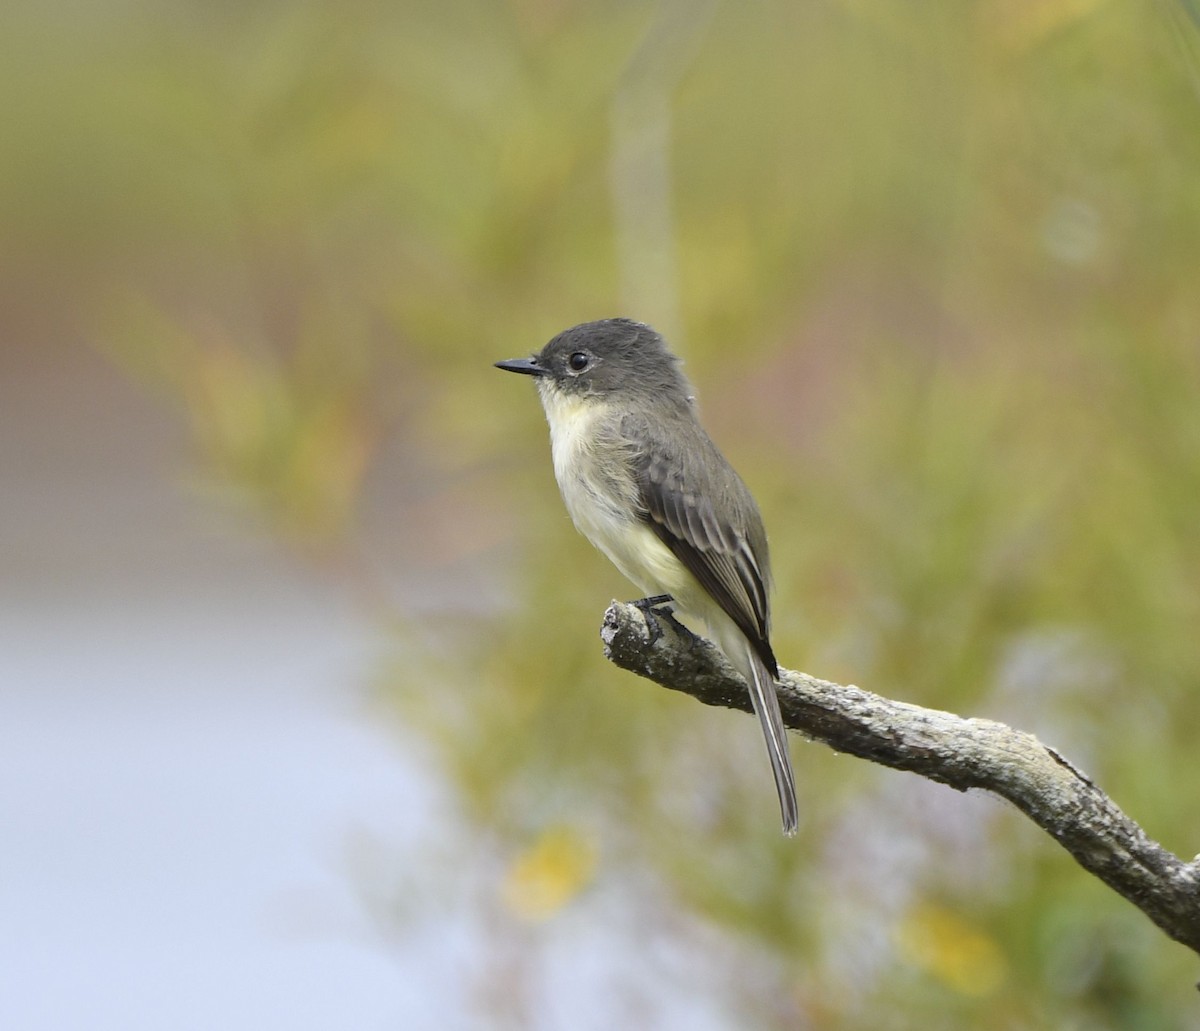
xmin=8 ymin=0 xmax=1200 ymax=1025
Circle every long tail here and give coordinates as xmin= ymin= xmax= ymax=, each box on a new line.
xmin=740 ymin=644 xmax=799 ymax=836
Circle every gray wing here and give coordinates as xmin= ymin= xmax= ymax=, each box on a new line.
xmin=626 ymin=413 xmax=777 ymax=677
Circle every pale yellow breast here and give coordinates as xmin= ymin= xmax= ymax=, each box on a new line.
xmin=537 ymin=386 xmax=695 ymax=602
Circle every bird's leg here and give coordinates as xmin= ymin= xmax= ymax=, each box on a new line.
xmin=637 ymin=593 xmax=674 ymax=608
xmin=631 ymin=594 xmax=692 ymax=645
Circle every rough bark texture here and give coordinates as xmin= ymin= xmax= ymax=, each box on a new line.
xmin=601 ymin=600 xmax=1200 ymax=957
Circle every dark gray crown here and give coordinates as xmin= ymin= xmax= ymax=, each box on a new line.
xmin=535 ymin=319 xmax=691 ymax=400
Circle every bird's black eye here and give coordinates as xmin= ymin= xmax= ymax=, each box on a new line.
xmin=568 ymin=351 xmax=590 ymax=372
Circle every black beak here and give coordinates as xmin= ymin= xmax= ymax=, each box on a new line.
xmin=494 ymin=357 xmax=547 ymax=377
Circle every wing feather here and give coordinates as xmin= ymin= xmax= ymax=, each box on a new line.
xmin=629 ymin=415 xmax=777 ymax=677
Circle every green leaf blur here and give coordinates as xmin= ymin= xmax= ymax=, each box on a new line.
xmin=10 ymin=0 xmax=1200 ymax=1025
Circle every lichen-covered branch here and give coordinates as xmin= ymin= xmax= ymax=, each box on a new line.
xmin=601 ymin=601 xmax=1200 ymax=957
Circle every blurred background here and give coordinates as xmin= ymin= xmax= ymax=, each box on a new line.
xmin=4 ymin=0 xmax=1200 ymax=1027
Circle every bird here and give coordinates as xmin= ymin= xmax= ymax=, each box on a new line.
xmin=494 ymin=318 xmax=798 ymax=835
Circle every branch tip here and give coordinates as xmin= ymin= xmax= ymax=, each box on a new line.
xmin=599 ymin=601 xmax=1200 ymax=959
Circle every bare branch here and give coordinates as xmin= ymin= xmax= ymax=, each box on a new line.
xmin=601 ymin=601 xmax=1200 ymax=957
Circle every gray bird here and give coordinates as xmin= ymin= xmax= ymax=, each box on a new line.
xmin=495 ymin=318 xmax=798 ymax=835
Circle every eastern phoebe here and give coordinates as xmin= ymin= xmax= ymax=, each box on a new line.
xmin=495 ymin=318 xmax=798 ymax=835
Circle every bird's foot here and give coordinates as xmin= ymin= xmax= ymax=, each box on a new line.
xmin=631 ymin=595 xmax=690 ymax=645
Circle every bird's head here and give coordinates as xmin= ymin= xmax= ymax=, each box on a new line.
xmin=495 ymin=318 xmax=691 ymax=405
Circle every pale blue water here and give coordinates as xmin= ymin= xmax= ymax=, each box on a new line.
xmin=0 ymin=344 xmax=444 ymax=1029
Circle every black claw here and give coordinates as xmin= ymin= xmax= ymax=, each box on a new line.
xmin=631 ymin=595 xmax=691 ymax=643
xmin=630 ymin=596 xmax=665 ymax=644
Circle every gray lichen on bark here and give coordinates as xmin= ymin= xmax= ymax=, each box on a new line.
xmin=601 ymin=600 xmax=1200 ymax=959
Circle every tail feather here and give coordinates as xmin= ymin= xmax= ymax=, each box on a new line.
xmin=697 ymin=606 xmax=800 ymax=836
xmin=742 ymin=644 xmax=799 ymax=836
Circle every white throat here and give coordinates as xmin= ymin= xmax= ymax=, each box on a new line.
xmin=535 ymin=382 xmax=691 ymax=604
